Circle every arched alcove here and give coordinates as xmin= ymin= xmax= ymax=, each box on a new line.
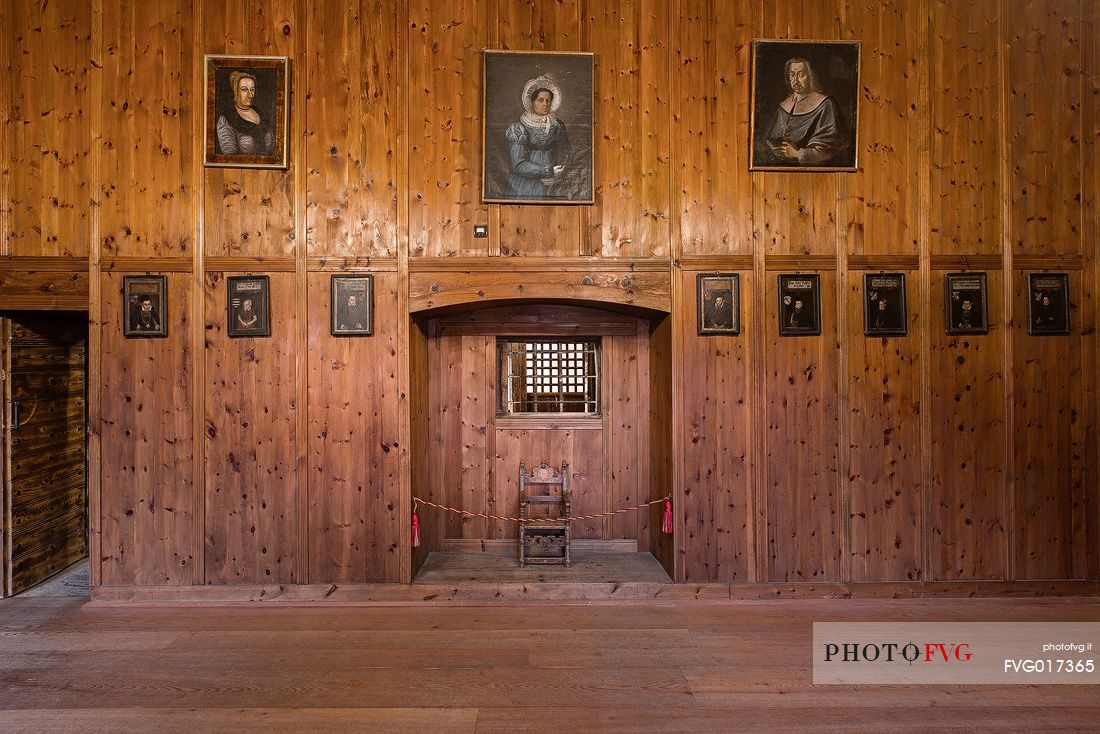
xmin=408 ymin=299 xmax=675 ymax=583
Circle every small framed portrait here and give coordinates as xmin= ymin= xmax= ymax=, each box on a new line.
xmin=330 ymin=274 xmax=373 ymax=336
xmin=778 ymin=274 xmax=821 ymax=336
xmin=750 ymin=40 xmax=860 ymax=172
xmin=204 ymin=55 xmax=289 ymax=169
xmin=1027 ymin=272 xmax=1070 ymax=335
xmin=697 ymin=273 xmax=740 ymax=335
xmin=226 ymin=275 xmax=271 ymax=338
xmin=122 ymin=275 xmax=168 ymax=338
xmin=863 ymin=273 xmax=907 ymax=337
xmin=944 ymin=272 xmax=989 ymax=335
xmin=482 ymin=50 xmax=594 ymax=204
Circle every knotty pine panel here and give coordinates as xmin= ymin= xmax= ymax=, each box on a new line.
xmin=648 ymin=314 xmax=675 ymax=575
xmin=99 ymin=0 xmax=196 ymax=258
xmin=675 ymin=1 xmax=754 ymax=257
xmin=0 ymin=270 xmax=89 ymax=310
xmin=306 ymin=271 xmax=401 ymax=583
xmin=587 ymin=0 xmax=671 ymax=258
xmin=304 ymin=0 xmax=399 ymax=258
xmin=4 ymin=0 xmax=92 ymax=257
xmin=679 ymin=270 xmax=752 ymax=582
xmin=203 ymin=271 xmax=297 ymax=584
xmin=1007 ymin=0 xmax=1084 ymax=257
xmin=407 ymin=0 xmax=489 ymax=257
xmin=1011 ymin=272 xmax=1087 ymax=580
xmin=606 ymin=331 xmax=648 ymax=540
xmin=755 ymin=2 xmax=840 ymax=257
xmin=495 ymin=0 xmax=585 ymax=256
xmin=409 ymin=317 xmax=434 ymax=576
xmin=845 ymin=272 xmax=922 ymax=582
xmin=929 ymin=271 xmax=1006 ymax=580
xmin=100 ymin=272 xmax=194 ymax=585
xmin=494 ymin=426 xmax=606 ymax=540
xmin=202 ymin=0 xmax=297 ymax=258
xmin=764 ymin=271 xmax=841 ymax=582
xmin=841 ymin=0 xmax=922 ymax=256
xmin=929 ymin=0 xmax=1002 ymax=254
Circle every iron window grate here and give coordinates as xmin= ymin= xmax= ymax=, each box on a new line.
xmin=498 ymin=339 xmax=600 ymax=415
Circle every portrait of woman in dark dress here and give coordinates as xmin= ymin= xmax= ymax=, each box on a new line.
xmin=216 ymin=70 xmax=274 ymax=156
xmin=506 ymin=77 xmax=570 ymax=198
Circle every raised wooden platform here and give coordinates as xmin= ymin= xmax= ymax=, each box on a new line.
xmin=414 ymin=551 xmax=673 ymax=585
xmin=2 ymin=596 xmax=1098 ymax=732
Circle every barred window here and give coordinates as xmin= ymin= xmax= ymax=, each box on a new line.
xmin=498 ymin=339 xmax=600 ymax=415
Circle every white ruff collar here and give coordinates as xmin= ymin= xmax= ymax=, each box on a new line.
xmin=520 ymin=112 xmax=557 ymax=133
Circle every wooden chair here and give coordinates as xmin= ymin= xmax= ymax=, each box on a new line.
xmin=519 ymin=460 xmax=571 ymax=567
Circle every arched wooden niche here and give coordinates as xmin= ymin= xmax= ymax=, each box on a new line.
xmin=408 ymin=298 xmax=676 ymax=582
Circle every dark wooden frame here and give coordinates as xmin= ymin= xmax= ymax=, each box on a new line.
xmin=863 ymin=273 xmax=908 ymax=337
xmin=749 ymin=39 xmax=861 ymax=172
xmin=697 ymin=273 xmax=741 ymax=335
xmin=203 ymin=55 xmax=289 ymax=169
xmin=330 ymin=274 xmax=374 ymax=337
xmin=481 ymin=50 xmax=595 ymax=204
xmin=226 ymin=275 xmax=271 ymax=338
xmin=122 ymin=275 xmax=168 ymax=338
xmin=778 ymin=274 xmax=822 ymax=336
xmin=1027 ymin=272 xmax=1070 ymax=336
xmin=944 ymin=272 xmax=989 ymax=335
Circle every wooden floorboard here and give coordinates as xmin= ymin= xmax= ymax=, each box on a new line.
xmin=0 ymin=597 xmax=1096 ymax=732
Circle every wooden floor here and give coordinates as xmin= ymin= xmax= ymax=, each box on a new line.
xmin=1 ymin=597 xmax=1098 ymax=732
xmin=414 ymin=551 xmax=673 ymax=584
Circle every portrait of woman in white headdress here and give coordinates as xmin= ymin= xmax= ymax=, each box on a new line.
xmin=482 ymin=51 xmax=594 ymax=203
xmin=506 ymin=76 xmax=570 ymax=198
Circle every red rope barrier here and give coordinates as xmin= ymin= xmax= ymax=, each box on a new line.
xmin=412 ymin=495 xmax=672 ymax=526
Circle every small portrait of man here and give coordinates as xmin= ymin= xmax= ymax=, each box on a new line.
xmin=123 ymin=276 xmax=168 ymax=338
xmin=697 ymin=274 xmax=740 ymax=335
xmin=205 ymin=55 xmax=288 ymax=169
xmin=944 ymin=273 xmax=989 ymax=335
xmin=751 ymin=40 xmax=860 ymax=171
xmin=863 ymin=274 xmax=907 ymax=336
xmin=1027 ymin=273 xmax=1070 ymax=335
xmin=778 ymin=274 xmax=821 ymax=336
xmin=226 ymin=275 xmax=271 ymax=338
xmin=330 ymin=275 xmax=374 ymax=336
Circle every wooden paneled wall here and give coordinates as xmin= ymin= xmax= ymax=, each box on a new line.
xmin=1 ymin=0 xmax=1096 ymax=590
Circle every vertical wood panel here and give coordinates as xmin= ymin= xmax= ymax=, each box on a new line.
xmin=846 ymin=272 xmax=922 ymax=582
xmin=929 ymin=271 xmax=1007 ymax=580
xmin=203 ymin=271 xmax=297 ymax=583
xmin=6 ymin=0 xmax=93 ymax=257
xmin=202 ymin=0 xmax=296 ymax=258
xmin=495 ymin=0 xmax=585 ymax=257
xmin=304 ymin=0 xmax=398 ymax=258
xmin=1012 ymin=271 xmax=1087 ymax=579
xmin=680 ymin=271 xmax=752 ymax=581
xmin=1007 ymin=0 xmax=1084 ymax=256
xmin=588 ymin=0 xmax=671 ymax=258
xmin=929 ymin=0 xmax=1001 ymax=254
xmin=765 ymin=271 xmax=841 ymax=581
xmin=757 ymin=1 xmax=840 ymax=256
xmin=675 ymin=0 xmax=753 ymax=256
xmin=607 ymin=333 xmax=645 ymax=540
xmin=100 ymin=0 xmax=195 ymax=259
xmin=306 ymin=271 xmax=401 ymax=583
xmin=841 ymin=0 xmax=922 ymax=256
xmin=100 ymin=272 xmax=194 ymax=585
xmin=407 ymin=0 xmax=489 ymax=257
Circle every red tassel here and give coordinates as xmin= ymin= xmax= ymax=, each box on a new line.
xmin=412 ymin=509 xmax=422 ymax=548
xmin=661 ymin=498 xmax=673 ymax=535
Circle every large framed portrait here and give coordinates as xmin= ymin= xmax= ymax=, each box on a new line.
xmin=330 ymin=274 xmax=373 ymax=336
xmin=863 ymin=273 xmax=907 ymax=337
xmin=482 ymin=50 xmax=594 ymax=204
xmin=122 ymin=275 xmax=168 ymax=338
xmin=944 ymin=272 xmax=989 ymax=335
xmin=226 ymin=275 xmax=271 ymax=338
xmin=697 ymin=273 xmax=740 ymax=335
xmin=204 ymin=55 xmax=289 ymax=169
xmin=750 ymin=40 xmax=860 ymax=172
xmin=778 ymin=274 xmax=821 ymax=336
xmin=1027 ymin=272 xmax=1070 ymax=336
